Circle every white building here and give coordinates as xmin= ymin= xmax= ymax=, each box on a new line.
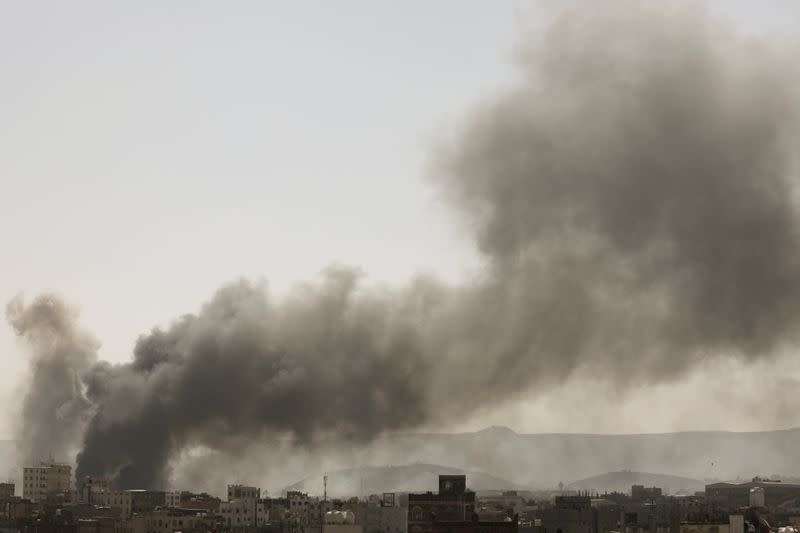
xmin=165 ymin=491 xmax=181 ymax=508
xmin=22 ymin=462 xmax=72 ymax=502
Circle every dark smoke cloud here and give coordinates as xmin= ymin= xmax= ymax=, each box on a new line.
xmin=432 ymin=0 xmax=800 ymax=384
xmin=6 ymin=293 xmax=99 ymax=464
xmin=11 ymin=0 xmax=800 ymax=489
xmin=77 ymin=271 xmax=436 ymax=488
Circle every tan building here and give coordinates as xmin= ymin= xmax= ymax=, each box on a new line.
xmin=94 ymin=489 xmax=134 ymax=519
xmin=22 ymin=461 xmax=72 ymax=502
xmin=131 ymin=509 xmax=215 ymax=533
xmin=220 ymin=484 xmax=266 ymax=527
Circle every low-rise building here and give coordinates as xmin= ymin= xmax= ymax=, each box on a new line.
xmin=219 ymin=485 xmax=266 ymax=527
xmin=131 ymin=508 xmax=215 ymax=533
xmin=92 ymin=490 xmax=133 ymax=519
xmin=128 ymin=490 xmax=166 ymax=514
xmin=365 ymin=494 xmax=407 ymax=533
xmin=706 ymin=480 xmax=800 ymax=511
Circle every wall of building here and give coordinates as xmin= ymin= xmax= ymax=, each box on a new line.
xmin=93 ymin=491 xmax=133 ymax=519
xmin=680 ymin=525 xmax=730 ymax=533
xmin=365 ymin=505 xmax=407 ymax=533
xmin=324 ymin=525 xmax=363 ymax=533
xmin=23 ymin=463 xmax=72 ymax=503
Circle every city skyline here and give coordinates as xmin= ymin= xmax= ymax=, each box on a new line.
xmin=5 ymin=1 xmax=800 ymax=512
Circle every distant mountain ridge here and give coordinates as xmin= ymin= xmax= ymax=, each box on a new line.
xmin=5 ymin=426 xmax=800 ymax=494
xmin=567 ymin=470 xmax=705 ymax=494
xmin=286 ymin=463 xmax=527 ymax=497
xmin=358 ymin=426 xmax=800 ymax=489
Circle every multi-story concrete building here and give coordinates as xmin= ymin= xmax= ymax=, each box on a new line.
xmin=478 ymin=492 xmax=527 ymax=519
xmin=93 ymin=490 xmax=134 ymax=518
xmin=408 ymin=475 xmax=516 ymax=533
xmin=539 ymin=496 xmax=594 ymax=533
xmin=131 ymin=508 xmax=215 ymax=533
xmin=288 ymin=490 xmax=314 ymax=514
xmin=0 ymin=482 xmax=14 ymax=499
xmin=128 ymin=490 xmax=167 ymax=514
xmin=365 ymin=493 xmax=407 ymax=533
xmin=706 ymin=479 xmax=800 ymax=510
xmin=80 ymin=476 xmax=111 ymax=504
xmin=22 ymin=461 xmax=72 ymax=502
xmin=409 ymin=475 xmax=475 ymax=528
xmin=165 ymin=492 xmax=181 ymax=508
xmin=220 ymin=484 xmax=266 ymax=527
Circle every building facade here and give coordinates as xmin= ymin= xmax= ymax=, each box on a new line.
xmin=409 ymin=475 xmax=476 ymax=531
xmin=365 ymin=494 xmax=407 ymax=533
xmin=220 ymin=484 xmax=266 ymax=527
xmin=706 ymin=480 xmax=800 ymax=510
xmin=23 ymin=462 xmax=72 ymax=503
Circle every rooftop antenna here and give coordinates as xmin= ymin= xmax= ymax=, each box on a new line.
xmin=324 ymin=474 xmax=328 ymax=503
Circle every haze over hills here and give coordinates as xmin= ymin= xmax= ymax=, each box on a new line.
xmin=2 ymin=426 xmax=799 ymax=493
xmin=285 ymin=463 xmax=527 ymax=497
xmin=566 ymin=471 xmax=705 ymax=495
xmin=356 ymin=426 xmax=800 ymax=489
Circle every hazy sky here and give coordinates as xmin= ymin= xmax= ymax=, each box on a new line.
xmin=2 ymin=1 xmax=800 ymax=440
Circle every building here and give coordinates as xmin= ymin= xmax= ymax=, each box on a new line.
xmin=92 ymin=490 xmax=133 ymax=519
xmin=365 ymin=493 xmax=407 ymax=533
xmin=706 ymin=479 xmax=800 ymax=510
xmin=591 ymin=499 xmax=622 ymax=533
xmin=23 ymin=462 xmax=72 ymax=503
xmin=288 ymin=491 xmax=314 ymax=514
xmin=131 ymin=508 xmax=215 ymax=533
xmin=539 ymin=496 xmax=594 ymax=533
xmin=0 ymin=482 xmax=15 ymax=499
xmin=219 ymin=485 xmax=266 ymax=527
xmin=409 ymin=475 xmax=476 ymax=529
xmin=165 ymin=492 xmax=181 ymax=509
xmin=324 ymin=510 xmax=362 ymax=533
xmin=408 ymin=475 xmax=515 ymax=533
xmin=631 ymin=487 xmax=663 ymax=503
xmin=679 ymin=524 xmax=729 ymax=533
xmin=477 ymin=492 xmax=529 ymax=522
xmin=127 ymin=490 xmax=166 ymax=514
xmin=79 ymin=477 xmax=111 ymax=505
xmin=177 ymin=492 xmax=221 ymax=513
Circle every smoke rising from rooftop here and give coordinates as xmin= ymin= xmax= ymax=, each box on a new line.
xmin=8 ymin=1 xmax=800 ymax=488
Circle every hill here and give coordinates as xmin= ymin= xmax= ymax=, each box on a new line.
xmin=566 ymin=471 xmax=705 ymax=494
xmin=285 ymin=463 xmax=527 ymax=497
xmin=356 ymin=426 xmax=800 ymax=489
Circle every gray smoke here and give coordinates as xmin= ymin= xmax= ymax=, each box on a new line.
xmin=7 ymin=293 xmax=99 ymax=464
xmin=13 ymin=0 xmax=800 ymax=488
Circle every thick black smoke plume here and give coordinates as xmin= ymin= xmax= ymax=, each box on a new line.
xmin=7 ymin=294 xmax=98 ymax=463
xmin=10 ymin=1 xmax=800 ymax=488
